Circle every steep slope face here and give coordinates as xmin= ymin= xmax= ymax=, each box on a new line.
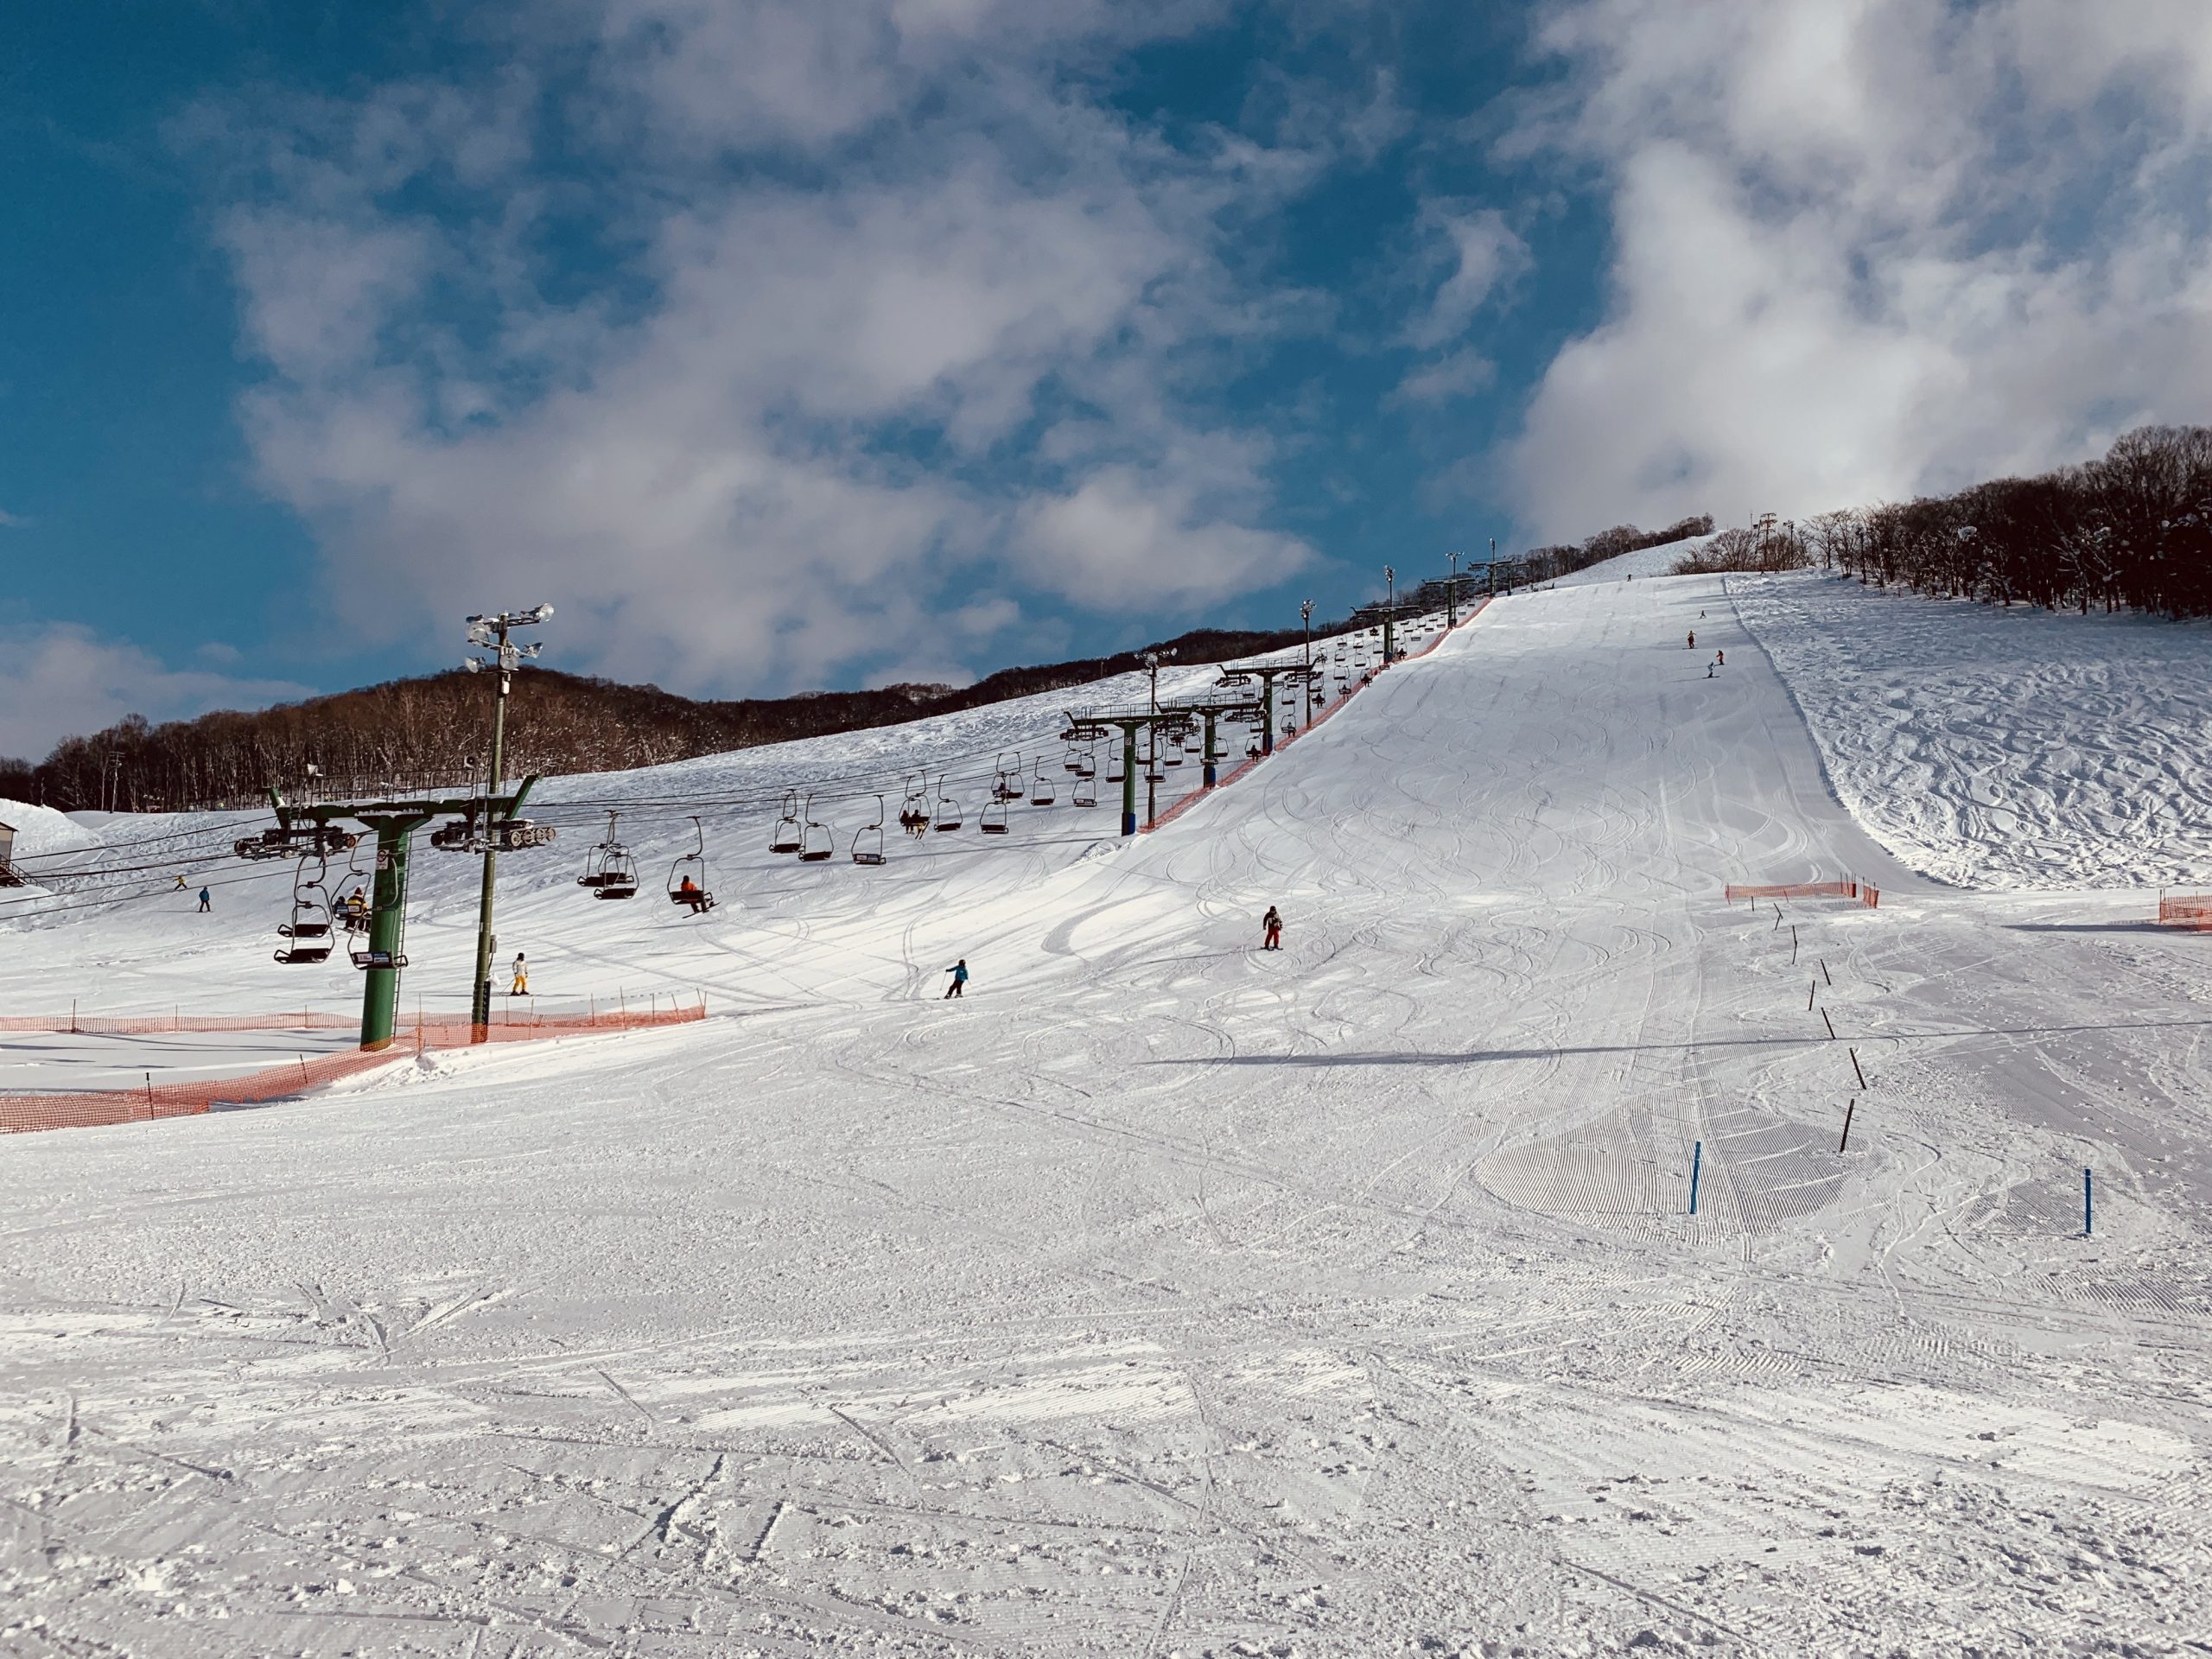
xmin=3 ymin=580 xmax=2208 ymax=1656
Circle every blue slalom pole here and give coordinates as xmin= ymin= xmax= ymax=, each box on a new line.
xmin=2084 ymin=1167 xmax=2094 ymax=1236
xmin=1689 ymin=1141 xmax=1703 ymax=1216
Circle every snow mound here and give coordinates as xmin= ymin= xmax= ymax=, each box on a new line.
xmin=1731 ymin=570 xmax=2212 ymax=889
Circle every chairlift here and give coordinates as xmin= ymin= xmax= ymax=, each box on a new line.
xmin=769 ymin=791 xmax=803 ymax=855
xmin=982 ymin=796 xmax=1009 ymax=835
xmin=1106 ymin=746 xmax=1126 ymax=784
xmin=852 ymin=795 xmax=887 ymax=866
xmin=668 ymin=816 xmax=717 ymax=913
xmin=1163 ymin=731 xmax=1185 ymax=767
xmin=274 ymin=853 xmax=334 ymax=965
xmin=1029 ymin=759 xmax=1056 ymax=807
xmin=798 ymin=793 xmax=835 ymax=862
xmin=579 ymin=810 xmax=639 ymax=900
xmin=898 ymin=773 xmax=931 ymax=837
xmin=1063 ymin=746 xmax=1084 ymax=773
xmin=1073 ymin=769 xmax=1097 ymax=809
xmin=992 ymin=753 xmax=1023 ymax=803
xmin=337 ymin=842 xmax=372 ymax=936
xmin=933 ymin=776 xmax=963 ymax=832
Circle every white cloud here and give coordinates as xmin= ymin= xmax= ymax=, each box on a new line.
xmin=1405 ymin=205 xmax=1526 ymax=351
xmin=1499 ymin=0 xmax=2212 ymax=537
xmin=1392 ymin=346 xmax=1497 ymax=407
xmin=0 ymin=624 xmax=311 ymax=759
xmin=193 ymin=0 xmax=1319 ymax=699
xmin=1010 ymin=466 xmax=1313 ymax=607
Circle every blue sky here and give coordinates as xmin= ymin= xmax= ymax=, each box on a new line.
xmin=5 ymin=1 xmax=2210 ymax=758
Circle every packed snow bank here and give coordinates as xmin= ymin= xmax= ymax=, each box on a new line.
xmin=1731 ymin=571 xmax=2212 ymax=889
xmin=0 ymin=797 xmax=96 ymax=859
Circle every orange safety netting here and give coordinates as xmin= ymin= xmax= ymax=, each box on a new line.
xmin=2158 ymin=894 xmax=2212 ymax=931
xmin=0 ymin=1001 xmax=706 ymax=1135
xmin=1723 ymin=880 xmax=1861 ymax=902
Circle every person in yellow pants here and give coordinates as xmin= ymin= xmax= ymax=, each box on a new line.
xmin=511 ymin=952 xmax=530 ymax=995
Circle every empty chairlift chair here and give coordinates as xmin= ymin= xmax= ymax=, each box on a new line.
xmin=982 ymin=796 xmax=1010 ymax=835
xmin=1029 ymin=760 xmax=1056 ymax=807
xmin=275 ymin=853 xmax=335 ymax=965
xmin=769 ymin=791 xmax=804 ymax=855
xmin=852 ymin=796 xmax=888 ymax=866
xmin=668 ymin=817 xmax=717 ymax=913
xmin=579 ymin=811 xmax=639 ymax=900
xmin=798 ymin=795 xmax=835 ymax=862
xmin=933 ymin=776 xmax=964 ymax=832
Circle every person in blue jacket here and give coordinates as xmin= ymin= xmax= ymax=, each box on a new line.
xmin=944 ymin=958 xmax=969 ymax=999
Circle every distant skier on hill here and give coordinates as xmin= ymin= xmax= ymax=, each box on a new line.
xmin=1687 ymin=630 xmax=1695 ymax=649
xmin=1262 ymin=906 xmax=1282 ymax=950
xmin=944 ymin=959 xmax=969 ymax=999
xmin=511 ymin=952 xmax=530 ymax=996
xmin=198 ymin=887 xmax=211 ymax=912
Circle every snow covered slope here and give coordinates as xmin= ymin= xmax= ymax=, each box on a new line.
xmin=3 ymin=581 xmax=2209 ymax=1656
xmin=1732 ymin=570 xmax=2212 ymax=889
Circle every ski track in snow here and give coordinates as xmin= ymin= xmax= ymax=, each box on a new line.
xmin=1728 ymin=569 xmax=2212 ymax=891
xmin=3 ymin=582 xmax=2210 ymax=1656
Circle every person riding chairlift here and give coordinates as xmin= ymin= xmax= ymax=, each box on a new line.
xmin=677 ymin=874 xmax=710 ymax=914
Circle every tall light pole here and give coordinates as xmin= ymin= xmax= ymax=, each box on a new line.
xmin=1446 ymin=550 xmax=1461 ymax=626
xmin=463 ymin=604 xmax=552 ymax=1040
xmin=1382 ymin=565 xmax=1395 ymax=663
xmin=1300 ymin=598 xmax=1314 ymax=728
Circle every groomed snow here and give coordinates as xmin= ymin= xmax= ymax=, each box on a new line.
xmin=2 ymin=581 xmax=2208 ymax=1656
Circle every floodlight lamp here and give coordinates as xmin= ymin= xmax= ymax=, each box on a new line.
xmin=464 ymin=658 xmax=483 ymax=672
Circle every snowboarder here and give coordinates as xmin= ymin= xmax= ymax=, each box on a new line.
xmin=198 ymin=887 xmax=211 ymax=912
xmin=511 ymin=952 xmax=530 ymax=995
xmin=944 ymin=959 xmax=969 ymax=999
xmin=1707 ymin=661 xmax=1715 ymax=678
xmin=1262 ymin=906 xmax=1282 ymax=951
xmin=1687 ymin=630 xmax=1695 ymax=649
xmin=1714 ymin=649 xmax=1725 ymax=668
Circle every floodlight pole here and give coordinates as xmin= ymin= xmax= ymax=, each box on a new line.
xmin=1300 ymin=599 xmax=1314 ymax=728
xmin=1489 ymin=535 xmax=1498 ymax=597
xmin=1383 ymin=566 xmax=1396 ymax=664
xmin=464 ymin=606 xmax=551 ymax=1041
xmin=1447 ymin=551 xmax=1460 ymax=626
xmin=1121 ymin=722 xmax=1141 ymax=836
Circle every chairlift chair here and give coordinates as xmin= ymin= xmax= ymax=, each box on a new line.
xmin=933 ymin=777 xmax=964 ymax=832
xmin=1164 ymin=732 xmax=1185 ymax=766
xmin=993 ymin=754 xmax=1023 ymax=804
xmin=898 ymin=774 xmax=931 ymax=837
xmin=1029 ymin=760 xmax=1056 ymax=808
xmin=982 ymin=797 xmax=1010 ymax=835
xmin=667 ymin=816 xmax=717 ymax=913
xmin=852 ymin=796 xmax=888 ymax=866
xmin=769 ymin=791 xmax=804 ymax=855
xmin=275 ymin=853 xmax=335 ymax=965
xmin=798 ymin=794 xmax=835 ymax=862
xmin=1073 ymin=770 xmax=1097 ymax=809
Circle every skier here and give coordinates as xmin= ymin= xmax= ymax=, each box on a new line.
xmin=1687 ymin=630 xmax=1695 ymax=649
xmin=1707 ymin=661 xmax=1715 ymax=679
xmin=173 ymin=874 xmax=188 ymax=891
xmin=1715 ymin=649 xmax=1725 ymax=668
xmin=1262 ymin=905 xmax=1282 ymax=951
xmin=944 ymin=958 xmax=969 ymax=999
xmin=198 ymin=887 xmax=211 ymax=912
xmin=511 ymin=952 xmax=530 ymax=996
xmin=345 ymin=887 xmax=368 ymax=923
xmin=677 ymin=874 xmax=710 ymax=914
